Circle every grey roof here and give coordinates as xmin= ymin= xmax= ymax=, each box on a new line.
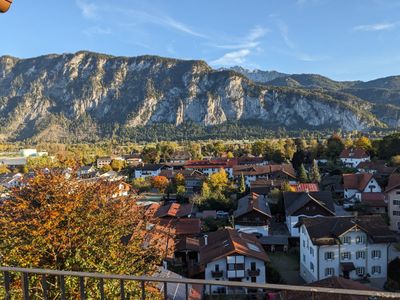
xmin=0 ymin=157 xmax=27 ymax=166
xmin=136 ymin=164 xmax=165 ymax=171
xmin=234 ymin=193 xmax=272 ymax=218
xmin=259 ymin=235 xmax=289 ymax=245
xmin=283 ymin=191 xmax=334 ymax=216
xmin=296 ymin=215 xmax=397 ymax=245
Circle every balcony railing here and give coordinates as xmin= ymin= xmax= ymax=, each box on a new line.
xmin=211 ymin=270 xmax=224 ymax=278
xmin=1 ymin=266 xmax=400 ymax=299
xmin=247 ymin=269 xmax=260 ymax=277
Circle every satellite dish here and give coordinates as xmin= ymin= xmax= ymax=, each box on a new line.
xmin=0 ymin=0 xmax=12 ymax=13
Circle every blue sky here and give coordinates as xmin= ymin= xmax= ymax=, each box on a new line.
xmin=1 ymin=0 xmax=400 ymax=81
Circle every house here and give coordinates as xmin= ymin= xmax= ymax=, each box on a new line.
xmin=97 ymin=156 xmax=112 ymax=169
xmin=233 ymin=193 xmax=272 ymax=237
xmin=170 ymin=151 xmax=192 ymax=163
xmin=385 ymin=173 xmax=400 ymax=232
xmin=0 ymin=173 xmax=23 ymax=189
xmin=0 ymin=157 xmax=27 ymax=169
xmin=134 ymin=164 xmax=165 ymax=179
xmin=297 ymin=215 xmax=396 ymax=285
xmin=153 ymin=203 xmax=194 ymax=219
xmin=343 ymin=173 xmax=381 ymax=201
xmin=339 ymin=148 xmax=370 ymax=168
xmin=184 ymin=159 xmax=236 ymax=178
xmin=233 ymin=164 xmax=297 ymax=187
xmin=283 ymin=191 xmax=335 ymax=237
xmin=77 ymin=166 xmax=97 ymax=178
xmin=200 ymin=229 xmax=269 ymax=295
xmin=360 ymin=193 xmax=387 ymax=214
xmin=159 ymin=169 xmax=206 ymax=195
xmin=237 ymin=155 xmax=268 ymax=166
xmin=250 ymin=179 xmax=286 ymax=196
xmin=125 ymin=154 xmax=143 ymax=166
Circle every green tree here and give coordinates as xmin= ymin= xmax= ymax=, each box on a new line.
xmin=326 ymin=134 xmax=345 ymax=159
xmin=298 ymin=164 xmax=309 ymax=183
xmin=309 ymin=160 xmax=321 ymax=183
xmin=110 ymin=159 xmax=125 ymax=171
xmin=238 ymin=173 xmax=246 ymax=194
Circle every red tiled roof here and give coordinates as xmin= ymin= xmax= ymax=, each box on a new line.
xmin=343 ymin=173 xmax=374 ymax=191
xmin=291 ymin=183 xmax=320 ymax=192
xmin=158 ymin=218 xmax=201 ymax=236
xmin=361 ymin=193 xmax=386 ymax=207
xmin=233 ymin=164 xmax=296 ymax=178
xmin=339 ymin=148 xmax=369 ymax=159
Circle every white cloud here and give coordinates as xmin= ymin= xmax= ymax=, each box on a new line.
xmin=83 ymin=26 xmax=112 ymax=37
xmin=210 ymin=49 xmax=251 ymax=66
xmin=353 ymin=22 xmax=397 ymax=31
xmin=277 ymin=21 xmax=295 ymax=49
xmin=210 ymin=26 xmax=268 ymax=66
xmin=76 ymin=0 xmax=98 ymax=19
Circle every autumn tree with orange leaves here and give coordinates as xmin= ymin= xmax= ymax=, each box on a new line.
xmin=0 ymin=171 xmax=162 ymax=299
xmin=151 ymin=175 xmax=169 ymax=193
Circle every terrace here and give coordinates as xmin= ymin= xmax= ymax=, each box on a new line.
xmin=1 ymin=267 xmax=399 ymax=300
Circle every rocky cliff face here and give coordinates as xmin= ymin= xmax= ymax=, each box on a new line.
xmin=0 ymin=52 xmax=393 ymax=141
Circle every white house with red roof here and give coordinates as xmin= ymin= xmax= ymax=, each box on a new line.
xmin=339 ymin=148 xmax=370 ymax=168
xmin=385 ymin=173 xmax=400 ymax=232
xmin=343 ymin=173 xmax=382 ymax=201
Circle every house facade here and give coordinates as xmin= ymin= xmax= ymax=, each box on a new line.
xmin=201 ymin=229 xmax=269 ymax=295
xmin=343 ymin=173 xmax=382 ymax=201
xmin=339 ymin=148 xmax=370 ymax=168
xmin=298 ymin=216 xmax=396 ymax=285
xmin=233 ymin=164 xmax=297 ymax=187
xmin=284 ymin=191 xmax=335 ymax=237
xmin=134 ymin=164 xmax=165 ymax=179
xmin=385 ymin=173 xmax=400 ymax=232
xmin=233 ymin=193 xmax=272 ymax=237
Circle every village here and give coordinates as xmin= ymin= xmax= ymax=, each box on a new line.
xmin=1 ymin=135 xmax=400 ymax=299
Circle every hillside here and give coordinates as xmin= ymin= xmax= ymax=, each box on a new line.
xmin=0 ymin=52 xmax=396 ymax=142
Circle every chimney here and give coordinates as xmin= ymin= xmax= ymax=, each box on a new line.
xmin=204 ymin=234 xmax=208 ymax=246
xmin=305 ymin=188 xmax=309 ymax=193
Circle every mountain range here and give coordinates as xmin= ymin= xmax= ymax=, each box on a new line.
xmin=0 ymin=51 xmax=399 ymax=142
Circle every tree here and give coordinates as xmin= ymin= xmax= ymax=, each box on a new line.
xmin=298 ymin=164 xmax=309 ymax=183
xmin=201 ymin=182 xmax=211 ymax=199
xmin=292 ymin=150 xmax=305 ymax=171
xmin=110 ymin=159 xmax=125 ymax=171
xmin=309 ymin=160 xmax=321 ymax=183
xmin=391 ymin=155 xmax=400 ymax=167
xmin=0 ymin=164 xmax=11 ymax=174
xmin=208 ymin=169 xmax=228 ymax=192
xmin=354 ymin=136 xmax=372 ymax=151
xmin=226 ymin=151 xmax=234 ymax=159
xmin=0 ymin=172 xmax=161 ymax=298
xmin=326 ymin=134 xmax=345 ymax=159
xmin=175 ymin=173 xmax=185 ymax=186
xmin=101 ymin=164 xmax=113 ymax=172
xmin=151 ymin=176 xmax=169 ymax=193
xmin=176 ymin=185 xmax=186 ymax=197
xmin=238 ymin=173 xmax=246 ymax=194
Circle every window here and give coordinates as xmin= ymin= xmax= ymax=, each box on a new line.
xmin=228 ymin=263 xmax=235 ymax=271
xmin=310 ymin=247 xmax=314 ymax=256
xmin=215 ymin=264 xmax=220 ymax=272
xmin=342 ymin=252 xmax=351 ymax=260
xmin=250 ymin=262 xmax=256 ymax=271
xmin=356 ymin=251 xmax=365 ymax=259
xmin=393 ymin=211 xmax=400 ymax=216
xmin=372 ymin=266 xmax=381 ymax=274
xmin=325 ymin=252 xmax=334 ymax=260
xmin=303 ymin=240 xmax=306 ymax=248
xmin=393 ymin=200 xmax=400 ymax=206
xmin=356 ymin=236 xmax=365 ymax=244
xmin=396 ymin=191 xmax=400 ymax=195
xmin=342 ymin=236 xmax=351 ymax=244
xmin=251 ymin=277 xmax=256 ymax=283
xmin=325 ymin=268 xmax=335 ymax=277
xmin=356 ymin=267 xmax=365 ymax=276
xmin=310 ymin=262 xmax=314 ymax=271
xmin=371 ymin=250 xmax=381 ymax=259
xmin=303 ymin=255 xmax=306 ymax=262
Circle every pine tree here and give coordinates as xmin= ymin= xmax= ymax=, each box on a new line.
xmin=298 ymin=163 xmax=309 ymax=183
xmin=239 ymin=173 xmax=246 ymax=194
xmin=309 ymin=159 xmax=321 ymax=183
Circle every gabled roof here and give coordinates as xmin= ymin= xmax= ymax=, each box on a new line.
xmin=283 ymin=191 xmax=334 ymax=216
xmin=171 ymin=150 xmax=192 ymax=160
xmin=233 ymin=164 xmax=296 ymax=178
xmin=339 ymin=148 xmax=369 ymax=159
xmin=199 ymin=229 xmax=269 ymax=265
xmin=234 ymin=193 xmax=271 ymax=218
xmin=158 ymin=218 xmax=201 ymax=236
xmin=154 ymin=203 xmax=193 ymax=218
xmin=386 ymin=173 xmax=400 ymax=193
xmin=296 ymin=215 xmax=397 ymax=245
xmin=343 ymin=173 xmax=375 ymax=191
xmin=361 ymin=192 xmax=387 ymax=208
